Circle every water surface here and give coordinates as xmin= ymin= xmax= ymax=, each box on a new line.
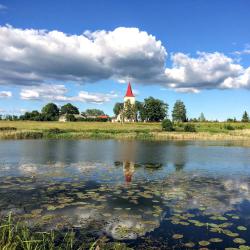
xmin=1 ymin=140 xmax=250 ymax=249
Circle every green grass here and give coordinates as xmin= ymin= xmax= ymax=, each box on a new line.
xmin=0 ymin=121 xmax=250 ymax=141
xmin=0 ymin=213 xmax=132 ymax=250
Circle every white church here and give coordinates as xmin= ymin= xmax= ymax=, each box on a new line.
xmin=113 ymin=82 xmax=136 ymax=122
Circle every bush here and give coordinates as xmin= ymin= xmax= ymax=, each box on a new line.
xmin=224 ymin=124 xmax=235 ymax=130
xmin=184 ymin=124 xmax=196 ymax=132
xmin=162 ymin=119 xmax=174 ymax=131
xmin=0 ymin=127 xmax=17 ymax=131
xmin=47 ymin=128 xmax=64 ymax=134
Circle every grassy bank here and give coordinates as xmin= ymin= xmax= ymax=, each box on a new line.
xmin=0 ymin=121 xmax=250 ymax=141
xmin=0 ymin=214 xmax=131 ymax=250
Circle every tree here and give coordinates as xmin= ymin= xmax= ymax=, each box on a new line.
xmin=123 ymin=100 xmax=136 ymax=122
xmin=41 ymin=103 xmax=59 ymax=120
xmin=242 ymin=111 xmax=249 ymax=122
xmin=85 ymin=109 xmax=105 ymax=116
xmin=172 ymin=100 xmax=187 ymax=122
xmin=60 ymin=103 xmax=79 ymax=115
xmin=135 ymin=101 xmax=145 ymax=121
xmin=66 ymin=114 xmax=76 ymax=121
xmin=113 ymin=103 xmax=124 ymax=116
xmin=199 ymin=112 xmax=206 ymax=122
xmin=143 ymin=97 xmax=168 ymax=122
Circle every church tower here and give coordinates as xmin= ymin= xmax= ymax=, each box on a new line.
xmin=124 ymin=82 xmax=135 ymax=106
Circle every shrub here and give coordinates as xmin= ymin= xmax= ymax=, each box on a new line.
xmin=162 ymin=119 xmax=174 ymax=131
xmin=47 ymin=128 xmax=64 ymax=134
xmin=184 ymin=124 xmax=196 ymax=132
xmin=0 ymin=127 xmax=17 ymax=131
xmin=224 ymin=124 xmax=235 ymax=130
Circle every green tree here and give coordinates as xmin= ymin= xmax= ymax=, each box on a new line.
xmin=199 ymin=112 xmax=206 ymax=122
xmin=172 ymin=100 xmax=187 ymax=122
xmin=85 ymin=109 xmax=105 ymax=116
xmin=41 ymin=103 xmax=59 ymax=120
xmin=113 ymin=103 xmax=124 ymax=116
xmin=123 ymin=100 xmax=136 ymax=121
xmin=135 ymin=101 xmax=145 ymax=121
xmin=143 ymin=97 xmax=168 ymax=122
xmin=66 ymin=114 xmax=77 ymax=121
xmin=242 ymin=111 xmax=249 ymax=122
xmin=60 ymin=103 xmax=79 ymax=115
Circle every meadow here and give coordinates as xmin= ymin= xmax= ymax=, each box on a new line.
xmin=0 ymin=121 xmax=250 ymax=141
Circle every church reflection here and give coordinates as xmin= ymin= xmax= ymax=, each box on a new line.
xmin=123 ymin=161 xmax=135 ymax=183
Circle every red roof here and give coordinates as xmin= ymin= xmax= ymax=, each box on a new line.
xmin=98 ymin=115 xmax=109 ymax=119
xmin=125 ymin=82 xmax=134 ymax=97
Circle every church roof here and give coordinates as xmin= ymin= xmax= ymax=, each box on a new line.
xmin=125 ymin=82 xmax=135 ymax=97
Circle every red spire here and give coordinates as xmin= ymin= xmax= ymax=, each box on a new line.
xmin=125 ymin=82 xmax=134 ymax=97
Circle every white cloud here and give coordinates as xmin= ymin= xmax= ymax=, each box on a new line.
xmin=0 ymin=25 xmax=250 ymax=93
xmin=20 ymin=84 xmax=118 ymax=103
xmin=164 ymin=52 xmax=244 ymax=91
xmin=233 ymin=44 xmax=250 ymax=55
xmin=0 ymin=4 xmax=7 ymax=10
xmin=0 ymin=91 xmax=12 ymax=98
xmin=0 ymin=25 xmax=166 ymax=86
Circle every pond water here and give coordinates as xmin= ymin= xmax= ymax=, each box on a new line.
xmin=1 ymin=139 xmax=250 ymax=249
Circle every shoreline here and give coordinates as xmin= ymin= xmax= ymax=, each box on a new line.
xmin=0 ymin=129 xmax=250 ymax=142
xmin=0 ymin=121 xmax=250 ymax=143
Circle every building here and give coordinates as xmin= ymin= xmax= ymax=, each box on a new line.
xmin=114 ymin=82 xmax=136 ymax=122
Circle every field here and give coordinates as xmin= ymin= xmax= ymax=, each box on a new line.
xmin=0 ymin=120 xmax=250 ymax=141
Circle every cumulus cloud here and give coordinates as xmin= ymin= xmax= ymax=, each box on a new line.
xmin=0 ymin=91 xmax=12 ymax=98
xmin=0 ymin=25 xmax=166 ymax=86
xmin=20 ymin=84 xmax=117 ymax=103
xmin=0 ymin=25 xmax=250 ymax=93
xmin=164 ymin=52 xmax=244 ymax=92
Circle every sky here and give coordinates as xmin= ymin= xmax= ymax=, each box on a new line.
xmin=0 ymin=0 xmax=250 ymax=120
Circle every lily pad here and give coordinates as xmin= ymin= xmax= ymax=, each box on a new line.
xmin=199 ymin=241 xmax=210 ymax=246
xmin=172 ymin=234 xmax=183 ymax=239
xmin=233 ymin=238 xmax=246 ymax=244
xmin=209 ymin=238 xmax=223 ymax=243
xmin=184 ymin=242 xmax=195 ymax=248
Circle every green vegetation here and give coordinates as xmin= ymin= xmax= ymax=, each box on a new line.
xmin=0 ymin=214 xmax=131 ymax=250
xmin=84 ymin=109 xmax=105 ymax=116
xmin=61 ymin=103 xmax=79 ymax=115
xmin=141 ymin=97 xmax=168 ymax=122
xmin=113 ymin=103 xmax=124 ymax=116
xmin=242 ymin=111 xmax=249 ymax=122
xmin=172 ymin=100 xmax=187 ymax=122
xmin=0 ymin=121 xmax=250 ymax=141
xmin=184 ymin=124 xmax=196 ymax=132
xmin=162 ymin=119 xmax=174 ymax=131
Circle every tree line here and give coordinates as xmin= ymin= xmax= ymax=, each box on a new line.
xmin=0 ymin=97 xmax=249 ymax=123
xmin=114 ymin=98 xmax=188 ymax=122
xmin=5 ymin=103 xmax=108 ymax=121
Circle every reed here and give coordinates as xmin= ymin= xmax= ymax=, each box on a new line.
xmin=0 ymin=213 xmax=131 ymax=250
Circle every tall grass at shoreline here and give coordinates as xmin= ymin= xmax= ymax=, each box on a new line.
xmin=0 ymin=214 xmax=131 ymax=250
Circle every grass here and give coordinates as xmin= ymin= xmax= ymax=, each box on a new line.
xmin=0 ymin=213 xmax=132 ymax=250
xmin=0 ymin=121 xmax=250 ymax=141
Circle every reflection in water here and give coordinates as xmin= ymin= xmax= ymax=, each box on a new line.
xmin=123 ymin=161 xmax=135 ymax=183
xmin=1 ymin=140 xmax=250 ymax=249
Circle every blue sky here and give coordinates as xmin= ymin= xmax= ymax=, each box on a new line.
xmin=0 ymin=0 xmax=250 ymax=120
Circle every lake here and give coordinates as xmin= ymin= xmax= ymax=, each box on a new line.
xmin=1 ymin=139 xmax=250 ymax=249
